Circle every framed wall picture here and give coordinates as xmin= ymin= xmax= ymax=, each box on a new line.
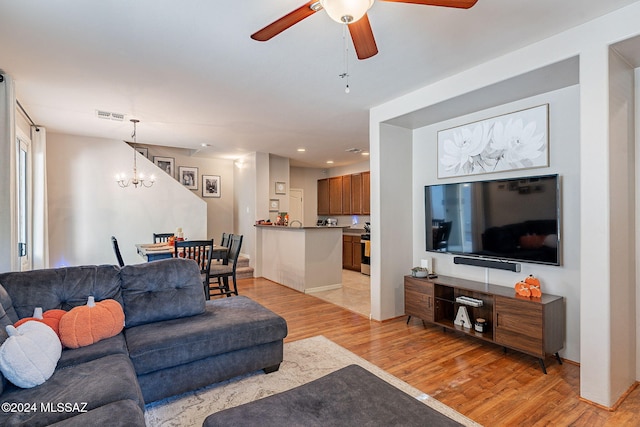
xmin=179 ymin=166 xmax=198 ymax=190
xmin=269 ymin=199 xmax=280 ymax=212
xmin=135 ymin=147 xmax=148 ymax=158
xmin=275 ymin=181 xmax=286 ymax=194
xmin=437 ymin=104 xmax=549 ymax=178
xmin=154 ymin=156 xmax=175 ymax=178
xmin=202 ymin=175 xmax=221 ymax=198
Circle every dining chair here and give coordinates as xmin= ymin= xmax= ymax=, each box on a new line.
xmin=174 ymin=239 xmax=214 ymax=297
xmin=111 ymin=236 xmax=125 ymax=267
xmin=207 ymin=234 xmax=243 ymax=298
xmin=153 ymin=233 xmax=175 ymax=243
xmin=220 ymin=232 xmax=231 ymax=248
xmin=213 ymin=233 xmax=233 ymax=264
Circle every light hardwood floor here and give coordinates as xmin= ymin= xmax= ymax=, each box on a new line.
xmin=229 ymin=277 xmax=640 ymax=427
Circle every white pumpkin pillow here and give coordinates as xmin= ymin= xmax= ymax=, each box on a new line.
xmin=0 ymin=320 xmax=62 ymax=388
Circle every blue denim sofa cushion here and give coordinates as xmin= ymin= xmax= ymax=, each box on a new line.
xmin=0 ymin=353 xmax=144 ymax=426
xmin=125 ymin=296 xmax=287 ymax=375
xmin=119 ymin=258 xmax=205 ymax=327
xmin=57 ymin=333 xmax=129 ymax=369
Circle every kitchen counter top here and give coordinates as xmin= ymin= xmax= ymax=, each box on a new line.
xmin=254 ymin=225 xmax=350 ymax=230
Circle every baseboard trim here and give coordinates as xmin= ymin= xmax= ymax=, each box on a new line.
xmin=305 ymin=284 xmax=342 ymax=294
xmin=579 ymin=381 xmax=639 ymax=412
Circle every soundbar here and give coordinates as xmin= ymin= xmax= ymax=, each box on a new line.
xmin=453 ymin=256 xmax=521 ymax=272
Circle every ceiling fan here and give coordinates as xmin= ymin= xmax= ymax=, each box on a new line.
xmin=251 ymin=0 xmax=478 ymax=60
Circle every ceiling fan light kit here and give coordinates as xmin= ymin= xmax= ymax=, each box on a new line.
xmin=320 ymin=0 xmax=374 ymax=24
xmin=251 ymin=0 xmax=478 ymax=59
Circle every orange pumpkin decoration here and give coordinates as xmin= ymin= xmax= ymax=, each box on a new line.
xmin=14 ymin=307 xmax=67 ymax=337
xmin=515 ymin=281 xmax=531 ymax=297
xmin=524 ymin=274 xmax=542 ymax=298
xmin=58 ymin=296 xmax=125 ymax=349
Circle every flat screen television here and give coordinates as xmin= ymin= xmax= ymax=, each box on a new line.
xmin=425 ymin=174 xmax=560 ymax=265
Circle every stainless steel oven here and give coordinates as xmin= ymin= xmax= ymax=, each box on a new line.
xmin=360 ymin=233 xmax=370 ymax=275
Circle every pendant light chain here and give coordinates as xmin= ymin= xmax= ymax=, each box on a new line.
xmin=340 ymin=24 xmax=350 ymax=94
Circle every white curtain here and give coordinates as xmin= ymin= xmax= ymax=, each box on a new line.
xmin=31 ymin=125 xmax=49 ymax=269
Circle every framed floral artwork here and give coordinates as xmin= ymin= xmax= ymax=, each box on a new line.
xmin=437 ymin=104 xmax=549 ymax=178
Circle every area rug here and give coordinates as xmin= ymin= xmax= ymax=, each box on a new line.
xmin=144 ymin=336 xmax=481 ymax=427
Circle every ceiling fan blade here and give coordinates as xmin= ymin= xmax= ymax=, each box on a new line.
xmin=348 ymin=14 xmax=378 ymax=60
xmin=380 ymin=0 xmax=478 ymax=9
xmin=251 ymin=1 xmax=321 ymax=41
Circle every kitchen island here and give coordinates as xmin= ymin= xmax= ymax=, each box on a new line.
xmin=255 ymin=225 xmax=343 ymax=293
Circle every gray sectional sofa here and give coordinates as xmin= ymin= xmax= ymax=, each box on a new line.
xmin=0 ymin=258 xmax=288 ymax=426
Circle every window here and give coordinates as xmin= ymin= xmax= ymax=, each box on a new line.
xmin=17 ymin=132 xmax=31 ymax=271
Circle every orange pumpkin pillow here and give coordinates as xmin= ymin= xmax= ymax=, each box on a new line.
xmin=14 ymin=307 xmax=66 ymax=338
xmin=58 ymin=296 xmax=125 ymax=349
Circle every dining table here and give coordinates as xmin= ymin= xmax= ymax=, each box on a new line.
xmin=135 ymin=242 xmax=228 ymax=263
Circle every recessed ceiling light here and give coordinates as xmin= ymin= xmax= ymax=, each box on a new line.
xmin=326 ymin=160 xmax=334 ymax=164
xmin=362 ymin=152 xmax=370 ymax=156
xmin=297 ymin=148 xmax=306 ymax=152
xmin=201 ymin=143 xmax=211 ymax=147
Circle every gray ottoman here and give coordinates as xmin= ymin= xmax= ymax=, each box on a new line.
xmin=203 ymin=364 xmax=463 ymax=426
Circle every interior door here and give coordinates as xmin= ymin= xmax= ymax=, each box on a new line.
xmin=289 ymin=188 xmax=303 ymax=225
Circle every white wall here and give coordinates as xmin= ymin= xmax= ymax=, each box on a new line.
xmin=46 ymin=133 xmax=206 ymax=267
xmin=636 ymin=67 xmax=640 ymax=383
xmin=607 ymin=48 xmax=636 ymax=399
xmin=233 ymin=152 xmax=261 ymax=268
xmin=412 ymin=86 xmax=581 ymax=362
xmin=137 ymin=144 xmax=234 ymax=243
xmin=268 ymin=154 xmax=290 ymax=222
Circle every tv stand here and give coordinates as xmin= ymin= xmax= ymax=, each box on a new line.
xmin=404 ymin=275 xmax=565 ymax=374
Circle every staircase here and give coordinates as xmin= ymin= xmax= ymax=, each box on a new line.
xmin=235 ymin=256 xmax=254 ymax=279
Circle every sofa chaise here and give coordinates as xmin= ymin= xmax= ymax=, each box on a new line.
xmin=0 ymin=258 xmax=288 ymax=426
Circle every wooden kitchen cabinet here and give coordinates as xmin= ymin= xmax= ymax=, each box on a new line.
xmin=342 ymin=235 xmax=361 ymax=271
xmin=342 ymin=174 xmax=351 ymax=215
xmin=329 ymin=176 xmax=343 ymax=215
xmin=350 ymin=173 xmax=362 ymax=215
xmin=404 ymin=275 xmax=565 ymax=373
xmin=317 ymin=178 xmax=329 ymax=215
xmin=362 ymin=171 xmax=370 ymax=214
xmin=317 ymin=171 xmax=370 ymax=216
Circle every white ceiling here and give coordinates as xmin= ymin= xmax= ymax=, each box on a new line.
xmin=1 ymin=0 xmax=639 ymax=167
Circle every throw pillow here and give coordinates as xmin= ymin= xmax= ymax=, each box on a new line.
xmin=0 ymin=321 xmax=62 ymax=388
xmin=59 ymin=296 xmax=125 ymax=349
xmin=14 ymin=307 xmax=66 ymax=337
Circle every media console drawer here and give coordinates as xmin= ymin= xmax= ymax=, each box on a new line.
xmin=403 ymin=275 xmax=565 ymax=374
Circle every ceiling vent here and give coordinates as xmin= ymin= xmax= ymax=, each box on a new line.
xmin=96 ymin=110 xmax=125 ymax=121
xmin=345 ymin=147 xmax=363 ymax=154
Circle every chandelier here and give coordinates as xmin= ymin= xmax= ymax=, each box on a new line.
xmin=320 ymin=0 xmax=374 ymax=24
xmin=116 ymin=119 xmax=155 ymax=188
